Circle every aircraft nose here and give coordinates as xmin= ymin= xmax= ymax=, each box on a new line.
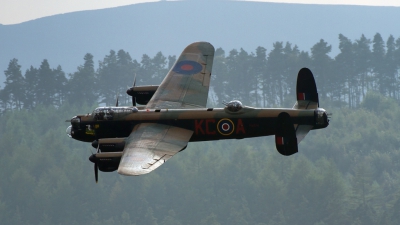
xmin=66 ymin=125 xmax=72 ymax=138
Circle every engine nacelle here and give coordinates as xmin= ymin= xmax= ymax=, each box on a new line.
xmin=89 ymin=153 xmax=122 ymax=172
xmin=126 ymin=85 xmax=159 ymax=105
xmin=92 ymin=138 xmax=125 ymax=152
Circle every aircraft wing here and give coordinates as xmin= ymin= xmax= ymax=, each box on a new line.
xmin=117 ymin=123 xmax=193 ymax=176
xmin=146 ymin=42 xmax=215 ymax=109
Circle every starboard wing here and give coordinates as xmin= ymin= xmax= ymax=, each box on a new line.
xmin=117 ymin=123 xmax=193 ymax=176
xmin=145 ymin=42 xmax=215 ymax=109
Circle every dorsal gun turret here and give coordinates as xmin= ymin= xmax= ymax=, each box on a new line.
xmin=224 ymin=100 xmax=243 ymax=113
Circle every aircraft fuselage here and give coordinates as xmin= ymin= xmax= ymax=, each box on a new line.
xmin=67 ymin=106 xmax=328 ymax=143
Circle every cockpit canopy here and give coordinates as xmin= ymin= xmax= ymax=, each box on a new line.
xmin=92 ymin=107 xmax=138 ymax=120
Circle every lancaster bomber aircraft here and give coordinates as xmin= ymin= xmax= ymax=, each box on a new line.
xmin=66 ymin=42 xmax=329 ymax=182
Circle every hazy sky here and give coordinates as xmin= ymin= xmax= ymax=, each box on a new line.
xmin=1 ymin=0 xmax=400 ymax=25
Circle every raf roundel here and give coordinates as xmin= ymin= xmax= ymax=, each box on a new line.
xmin=217 ymin=119 xmax=235 ymax=136
xmin=172 ymin=60 xmax=203 ymax=75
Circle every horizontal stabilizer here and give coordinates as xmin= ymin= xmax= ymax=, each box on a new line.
xmin=295 ymin=125 xmax=313 ymax=144
xmin=275 ymin=112 xmax=298 ymax=156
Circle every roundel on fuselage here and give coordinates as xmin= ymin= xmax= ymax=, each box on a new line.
xmin=217 ymin=119 xmax=235 ymax=136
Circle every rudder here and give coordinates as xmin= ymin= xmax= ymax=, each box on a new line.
xmin=293 ymin=68 xmax=319 ymax=110
xmin=275 ymin=112 xmax=298 ymax=156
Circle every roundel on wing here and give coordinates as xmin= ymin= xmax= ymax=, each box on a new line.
xmin=172 ymin=60 xmax=203 ymax=75
xmin=217 ymin=119 xmax=235 ymax=136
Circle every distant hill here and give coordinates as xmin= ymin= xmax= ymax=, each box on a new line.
xmin=1 ymin=1 xmax=400 ymax=82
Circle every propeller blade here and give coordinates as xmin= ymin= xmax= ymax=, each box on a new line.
xmin=94 ymin=162 xmax=98 ymax=183
xmin=132 ymin=73 xmax=137 ymax=106
xmin=115 ymin=91 xmax=120 ymax=107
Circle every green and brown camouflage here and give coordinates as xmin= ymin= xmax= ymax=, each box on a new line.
xmin=69 ymin=105 xmax=327 ymax=143
xmin=66 ymin=42 xmax=329 ymax=180
xmin=148 ymin=41 xmax=214 ymax=109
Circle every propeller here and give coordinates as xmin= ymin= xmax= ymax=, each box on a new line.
xmin=116 ymin=95 xmax=119 ymax=107
xmin=88 ymin=136 xmax=101 ymax=183
xmin=327 ymin=112 xmax=332 ymax=123
xmin=132 ymin=74 xmax=137 ymax=106
xmin=94 ymin=162 xmax=98 ymax=183
xmin=94 ymin=140 xmax=101 ymax=183
xmin=126 ymin=73 xmax=138 ymax=106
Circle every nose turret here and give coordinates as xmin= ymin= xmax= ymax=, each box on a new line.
xmin=66 ymin=125 xmax=72 ymax=138
xmin=66 ymin=116 xmax=80 ymax=138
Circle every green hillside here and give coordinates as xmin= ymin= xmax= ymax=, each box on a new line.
xmin=1 ymin=33 xmax=400 ymax=224
xmin=1 ymin=94 xmax=400 ymax=224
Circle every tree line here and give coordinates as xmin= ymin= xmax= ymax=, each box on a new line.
xmin=2 ymin=33 xmax=400 ymax=224
xmin=2 ymin=32 xmax=400 ymax=112
xmin=1 ymin=92 xmax=400 ymax=225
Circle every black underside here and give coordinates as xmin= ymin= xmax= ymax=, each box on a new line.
xmin=74 ymin=115 xmax=315 ymax=143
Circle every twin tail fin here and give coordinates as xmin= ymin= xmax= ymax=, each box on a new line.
xmin=275 ymin=68 xmax=320 ymax=156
